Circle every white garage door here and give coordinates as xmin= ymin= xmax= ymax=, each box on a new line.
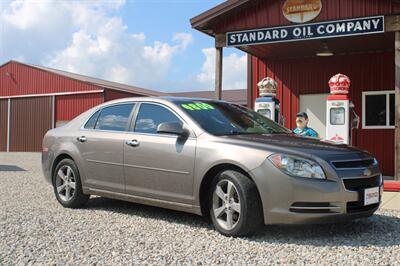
xmin=299 ymin=93 xmax=329 ymax=139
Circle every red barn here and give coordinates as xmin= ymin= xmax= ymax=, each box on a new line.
xmin=191 ymin=0 xmax=400 ymax=179
xmin=0 ymin=60 xmax=164 ymax=152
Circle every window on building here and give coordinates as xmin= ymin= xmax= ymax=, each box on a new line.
xmin=134 ymin=103 xmax=182 ymax=134
xmin=94 ymin=104 xmax=134 ymax=131
xmin=363 ymin=91 xmax=395 ymax=129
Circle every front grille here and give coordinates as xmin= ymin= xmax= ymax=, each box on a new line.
xmin=347 ymin=202 xmax=379 ymax=213
xmin=343 ymin=175 xmax=381 ymax=191
xmin=332 ymin=158 xmax=374 ymax=169
xmin=290 ymin=208 xmax=332 ymax=214
xmin=291 ymin=202 xmax=330 ymax=208
xmin=344 ymin=175 xmax=381 ymax=214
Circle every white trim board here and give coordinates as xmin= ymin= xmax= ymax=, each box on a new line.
xmin=0 ymin=89 xmax=104 ymax=99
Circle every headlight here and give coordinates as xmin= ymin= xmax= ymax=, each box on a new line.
xmin=268 ymin=153 xmax=326 ymax=179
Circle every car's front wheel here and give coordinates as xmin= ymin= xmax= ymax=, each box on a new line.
xmin=209 ymin=170 xmax=263 ymax=237
xmin=53 ymin=158 xmax=89 ymax=208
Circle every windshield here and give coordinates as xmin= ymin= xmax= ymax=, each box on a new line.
xmin=174 ymin=100 xmax=291 ymax=136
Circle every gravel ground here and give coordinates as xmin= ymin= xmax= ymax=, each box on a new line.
xmin=1 ymin=153 xmax=399 ymax=265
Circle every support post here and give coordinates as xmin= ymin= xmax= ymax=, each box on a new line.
xmin=396 ymin=32 xmax=400 ymax=180
xmin=7 ymin=98 xmax=10 ymax=152
xmin=385 ymin=15 xmax=400 ymax=32
xmin=215 ymin=47 xmax=223 ymax=100
xmin=51 ymin=96 xmax=55 ymax=128
xmin=247 ymin=54 xmax=253 ymax=108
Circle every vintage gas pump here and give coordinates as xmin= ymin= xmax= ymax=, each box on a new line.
xmin=326 ymin=73 xmax=359 ymax=145
xmin=254 ymin=77 xmax=282 ymax=124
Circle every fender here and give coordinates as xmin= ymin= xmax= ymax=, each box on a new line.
xmin=52 ymin=140 xmax=89 ymax=187
xmin=192 ymin=139 xmax=270 ymax=207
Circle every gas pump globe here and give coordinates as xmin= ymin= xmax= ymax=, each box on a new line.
xmin=254 ymin=77 xmax=282 ymax=124
xmin=326 ymin=73 xmax=359 ymax=144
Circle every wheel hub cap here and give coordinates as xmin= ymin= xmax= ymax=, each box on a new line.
xmin=55 ymin=165 xmax=76 ymax=202
xmin=212 ymin=179 xmax=241 ymax=231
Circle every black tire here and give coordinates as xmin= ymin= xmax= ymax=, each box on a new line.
xmin=53 ymin=158 xmax=89 ymax=208
xmin=209 ymin=170 xmax=263 ymax=237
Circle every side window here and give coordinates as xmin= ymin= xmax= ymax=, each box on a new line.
xmin=134 ymin=103 xmax=182 ymax=134
xmin=84 ymin=110 xmax=100 ymax=129
xmin=95 ymin=104 xmax=134 ymax=131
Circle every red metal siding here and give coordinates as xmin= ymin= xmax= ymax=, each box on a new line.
xmin=9 ymin=97 xmax=52 ymax=152
xmin=55 ymin=93 xmax=103 ymax=122
xmin=104 ymin=89 xmax=142 ymax=101
xmin=214 ymin=0 xmax=400 ymax=33
xmin=56 ymin=89 xmax=143 ymax=122
xmin=0 ymin=61 xmax=101 ymax=97
xmin=251 ymin=51 xmax=394 ymax=176
xmin=0 ymin=99 xmax=8 ymax=151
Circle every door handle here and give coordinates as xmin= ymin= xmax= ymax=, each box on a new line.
xmin=126 ymin=139 xmax=140 ymax=147
xmin=77 ymin=136 xmax=87 ymax=143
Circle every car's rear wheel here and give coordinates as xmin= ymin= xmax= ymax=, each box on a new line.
xmin=209 ymin=170 xmax=263 ymax=237
xmin=53 ymin=159 xmax=89 ymax=208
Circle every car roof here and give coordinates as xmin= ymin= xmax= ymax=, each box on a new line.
xmin=102 ymin=96 xmax=226 ymax=105
xmin=161 ymin=96 xmax=223 ymax=102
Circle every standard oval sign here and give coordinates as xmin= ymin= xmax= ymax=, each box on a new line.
xmin=282 ymin=0 xmax=322 ymax=24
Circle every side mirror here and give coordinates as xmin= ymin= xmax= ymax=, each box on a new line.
xmin=157 ymin=122 xmax=189 ymax=138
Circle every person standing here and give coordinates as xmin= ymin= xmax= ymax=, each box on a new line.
xmin=293 ymin=112 xmax=319 ymax=138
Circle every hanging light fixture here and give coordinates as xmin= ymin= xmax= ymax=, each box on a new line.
xmin=316 ymin=41 xmax=333 ymax=57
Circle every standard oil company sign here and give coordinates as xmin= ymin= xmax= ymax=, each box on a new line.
xmin=226 ymin=16 xmax=384 ymax=47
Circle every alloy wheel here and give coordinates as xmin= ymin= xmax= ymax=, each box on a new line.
xmin=55 ymin=165 xmax=76 ymax=202
xmin=212 ymin=179 xmax=241 ymax=231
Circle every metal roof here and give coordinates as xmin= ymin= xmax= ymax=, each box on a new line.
xmin=190 ymin=0 xmax=251 ymax=34
xmin=190 ymin=0 xmax=400 ymax=36
xmin=2 ymin=60 xmax=166 ymax=96
xmin=190 ymin=0 xmax=250 ymax=29
xmin=171 ymin=89 xmax=247 ymax=105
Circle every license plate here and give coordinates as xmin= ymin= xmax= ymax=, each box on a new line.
xmin=364 ymin=187 xmax=380 ymax=206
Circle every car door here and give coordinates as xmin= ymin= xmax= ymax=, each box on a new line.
xmin=77 ymin=103 xmax=135 ymax=193
xmin=124 ymin=102 xmax=196 ymax=204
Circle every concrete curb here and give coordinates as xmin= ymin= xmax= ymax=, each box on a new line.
xmin=384 ymin=181 xmax=400 ymax=192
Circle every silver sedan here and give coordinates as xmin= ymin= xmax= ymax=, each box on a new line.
xmin=42 ymin=97 xmax=382 ymax=237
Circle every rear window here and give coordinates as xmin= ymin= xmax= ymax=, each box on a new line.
xmin=84 ymin=110 xmax=100 ymax=129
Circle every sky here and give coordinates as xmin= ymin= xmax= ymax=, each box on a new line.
xmin=0 ymin=0 xmax=247 ymax=92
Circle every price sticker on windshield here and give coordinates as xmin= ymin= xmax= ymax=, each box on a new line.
xmin=181 ymin=102 xmax=214 ymax=111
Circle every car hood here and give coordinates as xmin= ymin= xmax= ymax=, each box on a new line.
xmin=219 ymin=133 xmax=371 ymax=161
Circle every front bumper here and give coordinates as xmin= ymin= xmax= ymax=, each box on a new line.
xmin=250 ymin=162 xmax=382 ymax=225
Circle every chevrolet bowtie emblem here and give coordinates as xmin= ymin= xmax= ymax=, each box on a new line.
xmin=363 ymin=168 xmax=372 ymax=176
